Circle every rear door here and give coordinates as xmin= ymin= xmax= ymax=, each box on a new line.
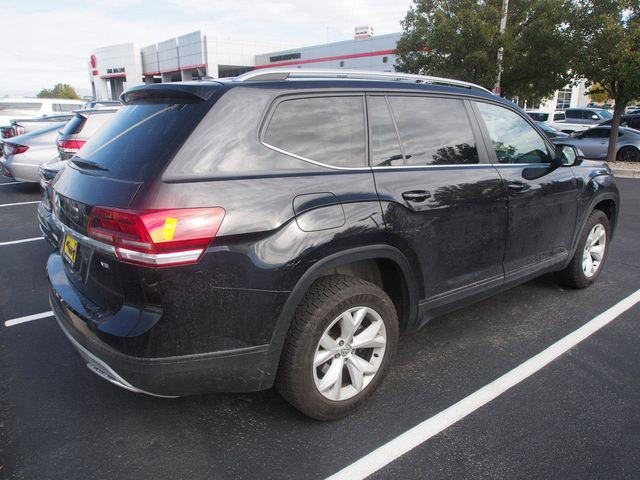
xmin=368 ymin=93 xmax=508 ymax=305
xmin=471 ymin=100 xmax=579 ymax=279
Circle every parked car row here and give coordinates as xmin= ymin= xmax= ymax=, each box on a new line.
xmin=526 ymin=107 xmax=614 ymax=134
xmin=0 ymin=107 xmax=119 ymax=183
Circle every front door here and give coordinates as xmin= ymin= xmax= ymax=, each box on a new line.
xmin=472 ymin=101 xmax=579 ymax=280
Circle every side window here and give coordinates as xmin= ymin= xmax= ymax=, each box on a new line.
xmin=264 ymin=96 xmax=365 ymax=168
xmin=388 ymin=96 xmax=480 ymax=166
xmin=367 ymin=96 xmax=404 ymax=167
xmin=553 ymin=113 xmax=566 ymax=121
xmin=475 ymin=102 xmax=550 ymax=164
xmin=566 ymin=110 xmax=580 ymax=119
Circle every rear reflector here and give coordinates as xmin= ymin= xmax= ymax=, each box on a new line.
xmin=3 ymin=143 xmax=29 ymax=156
xmin=87 ymin=207 xmax=225 ymax=267
xmin=57 ymin=139 xmax=86 ymax=153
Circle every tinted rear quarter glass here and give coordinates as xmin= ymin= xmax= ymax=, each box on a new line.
xmin=264 ymin=96 xmax=366 ymax=168
xmin=73 ymin=102 xmax=212 ymax=181
xmin=388 ymin=96 xmax=479 ymax=165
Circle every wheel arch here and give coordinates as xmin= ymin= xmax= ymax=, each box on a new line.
xmin=261 ymin=245 xmax=421 ymax=389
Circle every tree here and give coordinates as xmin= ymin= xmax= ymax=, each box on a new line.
xmin=587 ymin=83 xmax=612 ymax=104
xmin=570 ymin=1 xmax=640 ymax=162
xmin=396 ymin=0 xmax=577 ymax=105
xmin=36 ymin=83 xmax=80 ymax=99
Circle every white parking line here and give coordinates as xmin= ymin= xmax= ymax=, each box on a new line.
xmin=4 ymin=310 xmax=54 ymax=327
xmin=0 ymin=181 xmax=23 ymax=186
xmin=0 ymin=200 xmax=39 ymax=208
xmin=0 ymin=237 xmax=44 ymax=246
xmin=326 ymin=288 xmax=640 ymax=480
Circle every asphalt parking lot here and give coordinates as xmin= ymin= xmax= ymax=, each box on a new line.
xmin=1 ymin=177 xmax=639 ymax=480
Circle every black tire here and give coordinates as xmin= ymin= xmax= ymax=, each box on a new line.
xmin=556 ymin=210 xmax=610 ymax=289
xmin=276 ymin=275 xmax=399 ymax=421
xmin=616 ymin=146 xmax=640 ymax=163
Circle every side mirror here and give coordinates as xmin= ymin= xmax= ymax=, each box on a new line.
xmin=553 ymin=144 xmax=582 ymax=167
xmin=591 ymin=114 xmax=599 ymax=120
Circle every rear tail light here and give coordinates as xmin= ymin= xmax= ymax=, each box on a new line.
xmin=3 ymin=143 xmax=29 ymax=156
xmin=57 ymin=139 xmax=86 ymax=154
xmin=14 ymin=126 xmax=25 ymax=135
xmin=87 ymin=207 xmax=226 ymax=267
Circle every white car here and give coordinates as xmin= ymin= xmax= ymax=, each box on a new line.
xmin=525 ymin=109 xmax=589 ymax=134
xmin=0 ymin=98 xmax=84 ymax=128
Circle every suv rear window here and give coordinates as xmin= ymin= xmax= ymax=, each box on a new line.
xmin=72 ymin=102 xmax=211 ymax=181
xmin=264 ymin=96 xmax=366 ymax=168
xmin=527 ymin=112 xmax=549 ymax=122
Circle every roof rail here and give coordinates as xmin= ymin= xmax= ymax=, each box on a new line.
xmin=234 ymin=68 xmax=492 ymax=93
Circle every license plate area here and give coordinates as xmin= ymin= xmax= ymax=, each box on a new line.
xmin=63 ymin=234 xmax=78 ymax=264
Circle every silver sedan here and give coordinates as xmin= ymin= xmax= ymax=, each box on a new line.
xmin=552 ymin=126 xmax=640 ymax=162
xmin=0 ymin=124 xmax=61 ymax=182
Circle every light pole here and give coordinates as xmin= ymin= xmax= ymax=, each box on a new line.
xmin=494 ymin=0 xmax=509 ymax=95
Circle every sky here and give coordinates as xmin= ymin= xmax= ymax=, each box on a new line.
xmin=0 ymin=0 xmax=413 ymax=97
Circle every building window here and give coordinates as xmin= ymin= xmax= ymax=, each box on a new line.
xmin=382 ymin=56 xmax=388 ymax=64
xmin=556 ymin=88 xmax=572 ymax=110
xmin=340 ymin=61 xmax=345 ymax=67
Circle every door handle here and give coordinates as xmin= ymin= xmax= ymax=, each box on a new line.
xmin=507 ymin=181 xmax=530 ymax=193
xmin=402 ymin=190 xmax=432 ymax=202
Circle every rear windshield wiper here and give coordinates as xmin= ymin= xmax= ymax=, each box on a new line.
xmin=71 ymin=157 xmax=110 ymax=172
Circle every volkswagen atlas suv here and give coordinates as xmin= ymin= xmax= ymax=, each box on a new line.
xmin=47 ymin=69 xmax=619 ymax=420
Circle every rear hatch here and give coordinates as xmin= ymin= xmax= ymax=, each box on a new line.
xmin=52 ymin=83 xmax=222 ymax=313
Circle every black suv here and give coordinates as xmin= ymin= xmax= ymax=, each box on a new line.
xmin=47 ymin=69 xmax=619 ymax=420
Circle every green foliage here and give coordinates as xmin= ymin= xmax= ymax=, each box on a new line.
xmin=36 ymin=83 xmax=80 ymax=99
xmin=570 ymin=1 xmax=640 ymax=161
xmin=396 ymin=0 xmax=577 ymax=104
xmin=586 ymin=83 xmax=611 ymax=104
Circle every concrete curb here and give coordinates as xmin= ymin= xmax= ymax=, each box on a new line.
xmin=611 ymin=168 xmax=640 ymax=179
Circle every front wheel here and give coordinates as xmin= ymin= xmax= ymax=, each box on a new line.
xmin=556 ymin=210 xmax=610 ymax=289
xmin=276 ymin=275 xmax=399 ymax=421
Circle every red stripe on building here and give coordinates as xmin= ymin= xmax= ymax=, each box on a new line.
xmin=255 ymin=49 xmax=396 ymax=69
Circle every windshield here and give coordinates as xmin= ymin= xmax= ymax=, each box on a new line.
xmin=596 ymin=110 xmax=613 ymax=120
xmin=73 ymin=102 xmax=212 ymax=181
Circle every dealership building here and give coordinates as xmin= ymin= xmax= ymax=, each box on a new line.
xmin=87 ymin=27 xmax=588 ymax=111
xmin=87 ymin=27 xmax=400 ymax=101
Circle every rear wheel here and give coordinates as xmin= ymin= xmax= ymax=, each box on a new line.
xmin=556 ymin=210 xmax=610 ymax=289
xmin=276 ymin=275 xmax=399 ymax=421
xmin=616 ymin=146 xmax=639 ymax=163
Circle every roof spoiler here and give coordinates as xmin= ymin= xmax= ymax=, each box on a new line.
xmin=120 ymin=83 xmax=220 ymax=105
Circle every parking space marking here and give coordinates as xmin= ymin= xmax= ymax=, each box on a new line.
xmin=326 ymin=288 xmax=640 ymax=480
xmin=0 ymin=237 xmax=44 ymax=246
xmin=0 ymin=200 xmax=39 ymax=208
xmin=0 ymin=181 xmax=23 ymax=186
xmin=4 ymin=310 xmax=53 ymax=327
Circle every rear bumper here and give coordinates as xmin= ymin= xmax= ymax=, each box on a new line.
xmin=48 ymin=254 xmax=275 ymax=397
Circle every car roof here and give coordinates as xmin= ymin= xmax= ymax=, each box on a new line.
xmin=122 ymin=76 xmax=506 ymax=108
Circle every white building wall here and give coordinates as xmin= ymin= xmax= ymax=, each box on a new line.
xmin=538 ymin=79 xmax=590 ymax=111
xmin=205 ymin=38 xmax=288 ymax=77
xmin=89 ymin=43 xmax=142 ymax=100
xmin=254 ymin=33 xmax=401 ymax=72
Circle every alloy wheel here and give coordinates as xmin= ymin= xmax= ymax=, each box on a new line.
xmin=582 ymin=223 xmax=606 ymax=278
xmin=312 ymin=306 xmax=387 ymax=401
